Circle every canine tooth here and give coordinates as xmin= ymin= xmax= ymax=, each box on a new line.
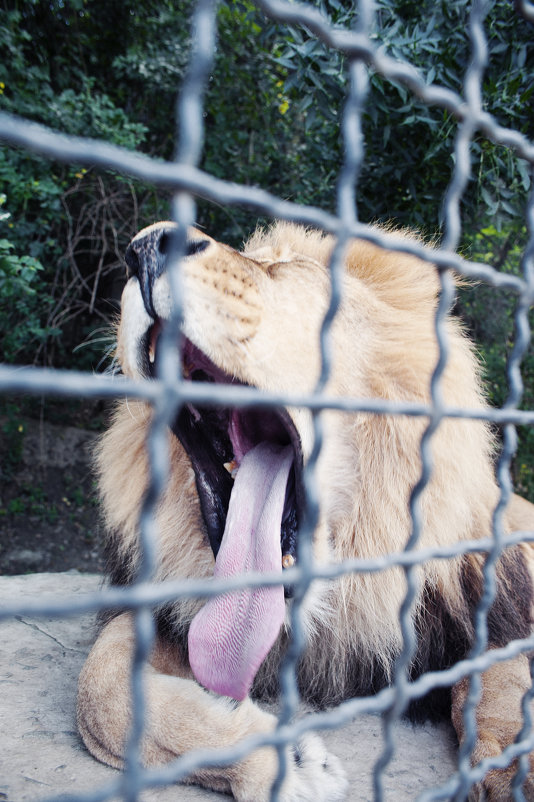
xmin=148 ymin=321 xmax=161 ymax=364
xmin=282 ymin=553 xmax=295 ymax=569
xmin=224 ymin=460 xmax=238 ymax=478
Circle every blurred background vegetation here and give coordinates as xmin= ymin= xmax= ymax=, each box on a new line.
xmin=0 ymin=0 xmax=533 ymax=497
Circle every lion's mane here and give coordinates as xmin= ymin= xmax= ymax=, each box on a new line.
xmin=96 ymin=223 xmax=533 ymax=720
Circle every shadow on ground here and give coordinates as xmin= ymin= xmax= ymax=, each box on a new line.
xmin=0 ymin=412 xmax=106 ymax=575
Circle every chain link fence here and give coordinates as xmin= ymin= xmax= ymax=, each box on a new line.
xmin=1 ymin=0 xmax=534 ymax=800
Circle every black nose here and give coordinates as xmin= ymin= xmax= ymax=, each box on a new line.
xmin=124 ymin=224 xmax=210 ymax=317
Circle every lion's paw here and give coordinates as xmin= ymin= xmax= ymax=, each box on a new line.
xmin=468 ymin=764 xmax=534 ymax=801
xmin=231 ymin=725 xmax=347 ymax=802
xmin=280 ymin=733 xmax=348 ymax=802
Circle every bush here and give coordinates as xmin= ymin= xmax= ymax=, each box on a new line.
xmin=458 ymin=223 xmax=534 ymax=498
xmin=0 ymin=4 xmax=168 ymax=368
xmin=0 ymin=235 xmax=58 ymax=363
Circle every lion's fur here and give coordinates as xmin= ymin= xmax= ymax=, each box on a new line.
xmin=82 ymin=221 xmax=534 ymax=799
xmin=96 ymin=222 xmax=529 ymax=701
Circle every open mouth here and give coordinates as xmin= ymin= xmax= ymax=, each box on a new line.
xmin=146 ymin=321 xmax=303 ymax=700
xmin=146 ymin=327 xmax=302 ymax=577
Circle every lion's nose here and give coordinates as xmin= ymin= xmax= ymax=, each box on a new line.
xmin=124 ymin=223 xmax=210 ymax=317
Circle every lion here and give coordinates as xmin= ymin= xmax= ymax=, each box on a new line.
xmin=78 ymin=220 xmax=534 ymax=801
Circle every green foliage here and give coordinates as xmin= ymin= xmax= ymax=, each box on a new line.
xmin=266 ymin=0 xmax=532 ymax=231
xmin=0 ymin=482 xmax=58 ymax=524
xmin=0 ymin=236 xmax=59 ymax=361
xmin=457 ymin=224 xmax=534 ymax=499
xmin=199 ymin=0 xmax=345 ymax=242
xmin=0 ymin=400 xmax=26 ymax=480
xmin=0 ymin=3 xmax=165 ymax=367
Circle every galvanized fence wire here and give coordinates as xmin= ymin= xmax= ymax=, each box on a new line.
xmin=1 ymin=0 xmax=534 ymax=801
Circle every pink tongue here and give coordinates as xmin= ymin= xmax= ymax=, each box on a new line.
xmin=188 ymin=442 xmax=293 ymax=700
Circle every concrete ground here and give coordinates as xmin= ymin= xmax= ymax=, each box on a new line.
xmin=0 ymin=572 xmax=459 ymax=802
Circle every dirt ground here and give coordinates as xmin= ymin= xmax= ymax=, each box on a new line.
xmin=0 ymin=410 xmax=107 ymax=575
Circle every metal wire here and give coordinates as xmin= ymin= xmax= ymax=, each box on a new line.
xmin=1 ymin=1 xmax=534 ymax=801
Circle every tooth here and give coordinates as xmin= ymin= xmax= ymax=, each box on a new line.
xmin=148 ymin=321 xmax=161 ymax=364
xmin=224 ymin=460 xmax=238 ymax=478
xmin=282 ymin=554 xmax=295 ymax=569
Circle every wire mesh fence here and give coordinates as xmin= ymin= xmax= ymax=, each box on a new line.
xmin=1 ymin=0 xmax=534 ymax=800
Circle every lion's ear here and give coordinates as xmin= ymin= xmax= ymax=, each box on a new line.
xmin=244 ymin=243 xmax=295 ymax=265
